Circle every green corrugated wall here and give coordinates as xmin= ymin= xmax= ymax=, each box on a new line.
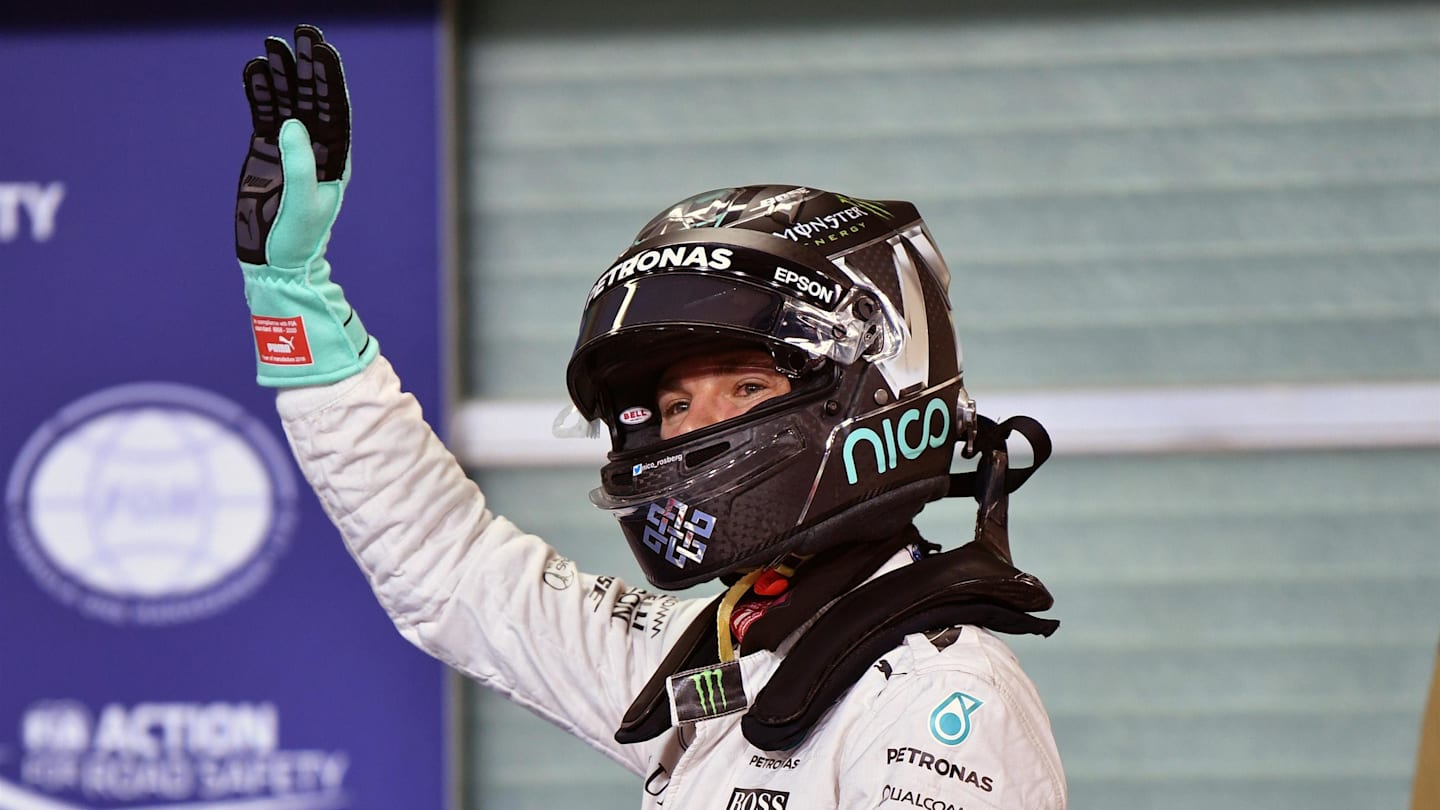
xmin=451 ymin=3 xmax=1440 ymax=808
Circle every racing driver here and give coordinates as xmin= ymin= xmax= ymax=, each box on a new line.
xmin=235 ymin=26 xmax=1067 ymax=809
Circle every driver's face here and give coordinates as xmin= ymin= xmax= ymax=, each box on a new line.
xmin=656 ymin=349 xmax=792 ymax=440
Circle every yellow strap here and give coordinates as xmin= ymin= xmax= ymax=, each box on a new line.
xmin=715 ymin=569 xmax=764 ymax=663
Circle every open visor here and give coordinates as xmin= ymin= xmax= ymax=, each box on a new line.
xmin=569 ymin=271 xmax=902 ymax=420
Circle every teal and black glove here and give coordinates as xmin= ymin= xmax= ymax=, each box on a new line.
xmin=235 ymin=25 xmax=376 ymax=387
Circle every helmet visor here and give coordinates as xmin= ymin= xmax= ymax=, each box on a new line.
xmin=569 ymin=272 xmax=893 ymax=420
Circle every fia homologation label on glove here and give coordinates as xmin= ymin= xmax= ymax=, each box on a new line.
xmin=251 ymin=315 xmax=314 ymax=366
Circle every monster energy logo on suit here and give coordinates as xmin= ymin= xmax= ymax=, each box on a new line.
xmin=669 ymin=660 xmax=746 ymax=723
xmin=693 ymin=669 xmax=727 ymax=713
xmin=842 ymin=396 xmax=950 ymax=485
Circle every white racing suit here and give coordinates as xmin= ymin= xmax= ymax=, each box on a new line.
xmin=277 ymin=356 xmax=1067 ymax=809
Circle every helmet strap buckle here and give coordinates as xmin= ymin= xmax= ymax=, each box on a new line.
xmin=957 ymin=388 xmax=979 ymax=457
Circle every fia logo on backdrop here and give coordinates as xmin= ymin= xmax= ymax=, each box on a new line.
xmin=5 ymin=382 xmax=297 ymax=625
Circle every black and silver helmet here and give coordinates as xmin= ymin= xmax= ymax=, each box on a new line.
xmin=565 ymin=185 xmax=976 ymax=590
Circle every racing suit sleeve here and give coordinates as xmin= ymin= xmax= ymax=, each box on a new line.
xmin=835 ymin=631 xmax=1067 ymax=809
xmin=275 ymin=354 xmax=708 ymax=775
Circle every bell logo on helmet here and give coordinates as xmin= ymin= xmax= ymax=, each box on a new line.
xmin=619 ymin=406 xmax=653 ymax=425
xmin=842 ymin=397 xmax=950 ymax=485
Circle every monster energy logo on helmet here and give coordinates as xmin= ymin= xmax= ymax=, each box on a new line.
xmin=669 ymin=661 xmax=746 ymax=724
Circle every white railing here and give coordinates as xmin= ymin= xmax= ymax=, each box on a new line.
xmin=449 ymin=381 xmax=1440 ymax=467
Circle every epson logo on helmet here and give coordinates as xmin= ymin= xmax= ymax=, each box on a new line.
xmin=773 ymin=267 xmax=841 ymax=306
xmin=841 ymin=396 xmax=950 ymax=485
xmin=588 ymin=245 xmax=734 ymax=303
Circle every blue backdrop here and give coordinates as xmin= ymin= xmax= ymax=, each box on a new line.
xmin=0 ymin=10 xmax=446 ymax=809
